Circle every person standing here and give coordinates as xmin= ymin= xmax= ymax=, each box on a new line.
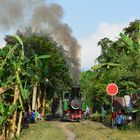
xmin=101 ymin=107 xmax=107 ymax=123
xmin=30 ymin=110 xmax=35 ymax=123
xmin=117 ymin=110 xmax=123 ymax=128
xmin=85 ymin=106 xmax=90 ymax=119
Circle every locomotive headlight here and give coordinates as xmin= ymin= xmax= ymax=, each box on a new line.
xmin=71 ymin=99 xmax=81 ymax=110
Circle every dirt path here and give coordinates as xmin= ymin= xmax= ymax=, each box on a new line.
xmin=67 ymin=120 xmax=140 ymax=140
xmin=58 ymin=122 xmax=75 ymax=140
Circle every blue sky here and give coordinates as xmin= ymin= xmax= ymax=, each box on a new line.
xmin=50 ymin=0 xmax=140 ymax=70
xmin=0 ymin=0 xmax=140 ymax=70
xmin=51 ymin=0 xmax=140 ymax=38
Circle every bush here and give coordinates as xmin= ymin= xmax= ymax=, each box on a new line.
xmin=90 ymin=111 xmax=101 ymax=122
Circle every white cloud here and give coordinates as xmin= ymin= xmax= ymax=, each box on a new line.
xmin=79 ymin=22 xmax=129 ymax=71
xmin=1 ymin=40 xmax=6 ymax=48
xmin=0 ymin=31 xmax=16 ymax=48
xmin=0 ymin=37 xmax=6 ymax=48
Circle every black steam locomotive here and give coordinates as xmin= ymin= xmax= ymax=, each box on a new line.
xmin=62 ymin=86 xmax=86 ymax=121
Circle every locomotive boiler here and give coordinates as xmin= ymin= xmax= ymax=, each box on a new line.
xmin=62 ymin=86 xmax=86 ymax=121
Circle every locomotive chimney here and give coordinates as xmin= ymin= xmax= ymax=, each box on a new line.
xmin=71 ymin=85 xmax=80 ymax=98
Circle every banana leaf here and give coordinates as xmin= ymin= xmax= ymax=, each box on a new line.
xmin=0 ymin=102 xmax=5 ymax=115
xmin=0 ymin=103 xmax=17 ymax=124
xmin=37 ymin=55 xmax=51 ymax=59
xmin=7 ymin=104 xmax=18 ymax=116
xmin=91 ymin=63 xmax=120 ymax=70
xmin=21 ymin=89 xmax=30 ymax=100
xmin=14 ymin=34 xmax=23 ymax=48
xmin=120 ymin=33 xmax=134 ymax=50
xmin=0 ymin=116 xmax=7 ymax=125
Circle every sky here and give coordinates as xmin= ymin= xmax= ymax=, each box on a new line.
xmin=0 ymin=0 xmax=140 ymax=71
xmin=51 ymin=0 xmax=140 ymax=70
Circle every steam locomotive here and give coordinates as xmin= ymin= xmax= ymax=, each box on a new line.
xmin=62 ymin=86 xmax=86 ymax=121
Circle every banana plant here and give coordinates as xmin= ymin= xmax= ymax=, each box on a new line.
xmin=0 ymin=102 xmax=17 ymax=125
xmin=0 ymin=101 xmax=17 ymax=137
xmin=119 ymin=33 xmax=134 ymax=50
xmin=31 ymin=53 xmax=51 ymax=110
xmin=0 ymin=34 xmax=31 ymax=137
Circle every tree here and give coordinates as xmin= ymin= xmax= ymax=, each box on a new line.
xmin=79 ymin=20 xmax=140 ymax=113
xmin=0 ymin=31 xmax=72 ymax=138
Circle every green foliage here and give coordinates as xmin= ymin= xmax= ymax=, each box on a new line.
xmin=90 ymin=111 xmax=101 ymax=122
xmin=0 ymin=102 xmax=17 ymax=125
xmin=20 ymin=89 xmax=30 ymax=100
xmin=91 ymin=63 xmax=120 ymax=71
xmin=79 ymin=20 xmax=140 ymax=113
xmin=120 ymin=33 xmax=134 ymax=50
xmin=0 ymin=30 xmax=72 ymax=138
xmin=37 ymin=55 xmax=51 ymax=59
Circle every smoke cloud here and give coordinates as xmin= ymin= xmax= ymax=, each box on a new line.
xmin=0 ymin=0 xmax=80 ymax=84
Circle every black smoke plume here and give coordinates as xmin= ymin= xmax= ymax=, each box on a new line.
xmin=0 ymin=0 xmax=80 ymax=84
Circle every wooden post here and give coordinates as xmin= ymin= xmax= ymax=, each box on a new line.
xmin=111 ymin=95 xmax=114 ymax=128
xmin=106 ymin=83 xmax=118 ymax=128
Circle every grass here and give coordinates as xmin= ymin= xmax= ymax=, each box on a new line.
xmin=13 ymin=121 xmax=65 ymax=140
xmin=68 ymin=120 xmax=140 ymax=140
xmin=12 ymin=120 xmax=140 ymax=140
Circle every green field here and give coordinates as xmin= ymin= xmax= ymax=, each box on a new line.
xmin=68 ymin=121 xmax=140 ymax=140
xmin=14 ymin=121 xmax=66 ymax=140
xmin=13 ymin=120 xmax=140 ymax=140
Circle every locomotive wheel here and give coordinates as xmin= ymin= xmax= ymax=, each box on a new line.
xmin=76 ymin=117 xmax=80 ymax=122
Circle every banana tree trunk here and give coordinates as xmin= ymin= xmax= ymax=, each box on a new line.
xmin=37 ymin=89 xmax=41 ymax=110
xmin=14 ymin=71 xmax=23 ymax=138
xmin=0 ymin=125 xmax=6 ymax=140
xmin=42 ymin=91 xmax=46 ymax=117
xmin=28 ymin=101 xmax=32 ymax=112
xmin=16 ymin=111 xmax=22 ymax=137
xmin=0 ymin=133 xmax=5 ymax=140
xmin=59 ymin=98 xmax=63 ymax=117
xmin=59 ymin=92 xmax=63 ymax=117
xmin=10 ymin=85 xmax=19 ymax=138
xmin=32 ymin=82 xmax=38 ymax=110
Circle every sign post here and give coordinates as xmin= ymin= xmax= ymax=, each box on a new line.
xmin=106 ymin=83 xmax=118 ymax=127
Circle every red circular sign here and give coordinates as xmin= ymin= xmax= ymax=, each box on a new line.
xmin=106 ymin=84 xmax=118 ymax=96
